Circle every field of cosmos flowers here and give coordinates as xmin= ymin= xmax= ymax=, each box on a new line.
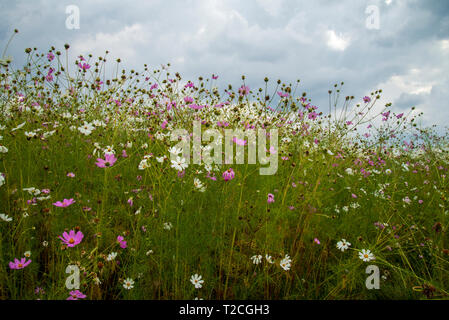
xmin=1 ymin=34 xmax=449 ymax=300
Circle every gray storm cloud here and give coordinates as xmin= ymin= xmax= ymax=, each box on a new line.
xmin=1 ymin=0 xmax=448 ymax=128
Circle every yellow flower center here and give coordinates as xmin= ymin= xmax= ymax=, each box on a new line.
xmin=69 ymin=238 xmax=75 ymax=244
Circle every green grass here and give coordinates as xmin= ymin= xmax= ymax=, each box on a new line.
xmin=0 ymin=43 xmax=448 ymax=300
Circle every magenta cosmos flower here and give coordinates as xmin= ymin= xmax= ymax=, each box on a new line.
xmin=267 ymin=193 xmax=275 ymax=203
xmin=53 ymin=198 xmax=75 ymax=207
xmin=238 ymin=85 xmax=250 ymax=96
xmin=222 ymin=168 xmax=235 ymax=181
xmin=117 ymin=235 xmax=127 ymax=249
xmin=9 ymin=257 xmax=32 ymax=269
xmin=59 ymin=230 xmax=84 ymax=247
xmin=363 ymin=96 xmax=371 ymax=103
xmin=96 ymin=153 xmax=117 ymax=168
xmin=67 ymin=290 xmax=86 ymax=300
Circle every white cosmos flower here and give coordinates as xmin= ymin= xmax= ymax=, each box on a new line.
xmin=104 ymin=145 xmax=115 ymax=155
xmin=93 ymin=142 xmax=102 ymax=156
xmin=107 ymin=252 xmax=117 ymax=261
xmin=280 ymin=254 xmax=292 ymax=271
xmin=62 ymin=112 xmax=72 ymax=119
xmin=25 ymin=131 xmax=37 ymax=138
xmin=0 ymin=213 xmax=12 ymax=222
xmin=11 ymin=121 xmax=26 ymax=132
xmin=23 ymin=187 xmax=41 ymax=196
xmin=36 ymin=196 xmax=51 ymax=201
xmin=138 ymin=159 xmax=150 ymax=170
xmin=0 ymin=145 xmax=8 ymax=153
xmin=251 ymin=255 xmax=263 ymax=265
xmin=345 ymin=168 xmax=354 ymax=175
xmin=163 ymin=222 xmax=173 ymax=230
xmin=123 ymin=278 xmax=135 ymax=289
xmin=190 ymin=274 xmax=204 ymax=289
xmin=92 ymin=120 xmax=106 ymax=127
xmin=168 ymin=146 xmax=182 ymax=156
xmin=359 ymin=249 xmax=375 ymax=262
xmin=193 ymin=178 xmax=206 ymax=192
xmin=156 ymin=156 xmax=167 ymax=163
xmin=265 ymin=254 xmax=274 ymax=264
xmin=78 ymin=122 xmax=95 ymax=135
xmin=0 ymin=173 xmax=5 ymax=187
xmin=336 ymin=239 xmax=351 ymax=252
xmin=171 ymin=156 xmax=188 ymax=171
xmin=43 ymin=130 xmax=56 ymax=138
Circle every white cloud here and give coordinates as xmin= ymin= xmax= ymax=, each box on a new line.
xmin=256 ymin=0 xmax=283 ymax=17
xmin=441 ymin=39 xmax=449 ymax=50
xmin=72 ymin=24 xmax=150 ymax=62
xmin=325 ymin=30 xmax=350 ymax=51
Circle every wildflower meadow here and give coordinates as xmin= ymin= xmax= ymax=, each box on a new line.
xmin=1 ymin=31 xmax=449 ymax=300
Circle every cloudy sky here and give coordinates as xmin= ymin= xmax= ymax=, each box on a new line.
xmin=1 ymin=0 xmax=448 ymax=128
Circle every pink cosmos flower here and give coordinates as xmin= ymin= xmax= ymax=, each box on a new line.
xmin=53 ymin=198 xmax=75 ymax=207
xmin=59 ymin=230 xmax=84 ymax=247
xmin=206 ymin=172 xmax=217 ymax=181
xmin=96 ymin=153 xmax=117 ymax=168
xmin=363 ymin=96 xmax=371 ymax=103
xmin=313 ymin=238 xmax=321 ymax=245
xmin=67 ymin=290 xmax=86 ymax=300
xmin=46 ymin=68 xmax=54 ymax=82
xmin=184 ymin=96 xmax=194 ymax=104
xmin=277 ymin=91 xmax=289 ymax=98
xmin=238 ymin=85 xmax=250 ymax=96
xmin=267 ymin=193 xmax=275 ymax=203
xmin=78 ymin=62 xmax=91 ymax=71
xmin=9 ymin=257 xmax=32 ymax=269
xmin=117 ymin=235 xmax=127 ymax=249
xmin=232 ymin=137 xmax=247 ymax=146
xmin=212 ymin=74 xmax=218 ymax=80
xmin=222 ymin=168 xmax=235 ymax=181
xmin=121 ymin=149 xmax=128 ymax=158
xmin=189 ymin=104 xmax=205 ymax=110
xmin=67 ymin=172 xmax=75 ymax=178
xmin=308 ymin=112 xmax=318 ymax=120
xmin=47 ymin=52 xmax=55 ymax=61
